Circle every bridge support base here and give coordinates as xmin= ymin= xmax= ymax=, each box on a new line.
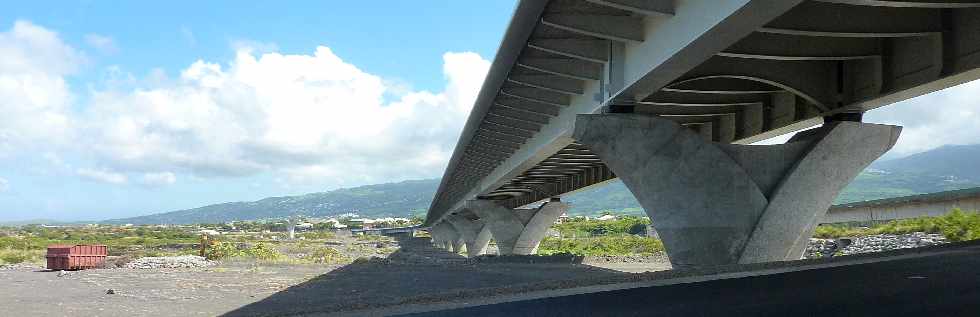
xmin=574 ymin=114 xmax=901 ymax=267
xmin=468 ymin=199 xmax=568 ymax=255
xmin=451 ymin=239 xmax=464 ymax=254
xmin=446 ymin=215 xmax=492 ymax=257
xmin=430 ymin=221 xmax=462 ymax=253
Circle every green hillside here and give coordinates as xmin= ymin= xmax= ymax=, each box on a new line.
xmin=103 ymin=179 xmax=436 ymax=225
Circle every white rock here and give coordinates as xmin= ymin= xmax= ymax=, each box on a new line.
xmin=124 ymin=256 xmax=216 ymax=269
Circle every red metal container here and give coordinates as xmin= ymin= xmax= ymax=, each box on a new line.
xmin=46 ymin=245 xmax=108 ymax=270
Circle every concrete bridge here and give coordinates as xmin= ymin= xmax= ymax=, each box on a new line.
xmin=825 ymin=187 xmax=980 ymax=224
xmin=351 ymin=226 xmax=421 ymax=237
xmin=425 ymin=0 xmax=980 ymax=268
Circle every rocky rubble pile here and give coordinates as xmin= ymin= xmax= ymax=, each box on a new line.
xmin=805 ymin=232 xmax=947 ymax=258
xmin=124 ymin=255 xmax=216 ymax=269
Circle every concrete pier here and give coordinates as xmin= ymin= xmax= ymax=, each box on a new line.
xmin=430 ymin=221 xmax=461 ymax=252
xmin=574 ymin=114 xmax=900 ymax=267
xmin=446 ymin=214 xmax=492 ymax=258
xmin=468 ymin=199 xmax=568 ymax=255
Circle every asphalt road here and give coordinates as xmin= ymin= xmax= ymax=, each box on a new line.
xmin=402 ymin=246 xmax=980 ymax=316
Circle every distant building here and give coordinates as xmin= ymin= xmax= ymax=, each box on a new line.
xmin=336 ymin=212 xmax=359 ymax=218
xmin=323 ymin=218 xmax=347 ymax=229
xmin=199 ymin=229 xmax=220 ymax=236
xmin=296 ymin=222 xmax=314 ymax=230
xmin=348 ymin=218 xmax=376 ymax=229
xmin=557 ymin=212 xmax=570 ymax=224
xmin=596 ymin=214 xmax=617 ymax=221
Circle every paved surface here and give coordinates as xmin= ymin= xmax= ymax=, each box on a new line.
xmin=404 ymin=244 xmax=980 ymax=317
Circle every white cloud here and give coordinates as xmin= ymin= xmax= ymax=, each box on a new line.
xmin=8 ymin=20 xmax=980 ymax=191
xmin=0 ymin=21 xmax=81 ymax=156
xmin=0 ymin=21 xmax=494 ymax=187
xmin=231 ymin=39 xmax=278 ymax=54
xmin=753 ymin=81 xmax=980 ymax=157
xmin=76 ymin=168 xmax=127 ymax=184
xmin=77 ymin=44 xmax=489 ymax=185
xmin=84 ymin=33 xmax=117 ymax=54
xmin=866 ymin=80 xmax=980 ymax=157
xmin=142 ymin=172 xmax=176 ymax=186
xmin=0 ymin=177 xmax=8 ymax=192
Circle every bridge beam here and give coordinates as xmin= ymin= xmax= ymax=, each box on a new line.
xmin=446 ymin=214 xmax=492 ymax=258
xmin=467 ymin=199 xmax=568 ymax=255
xmin=573 ymin=114 xmax=900 ymax=267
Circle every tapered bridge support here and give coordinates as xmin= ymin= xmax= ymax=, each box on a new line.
xmin=430 ymin=221 xmax=462 ymax=252
xmin=468 ymin=198 xmax=568 ymax=255
xmin=446 ymin=214 xmax=493 ymax=258
xmin=574 ymin=114 xmax=901 ymax=268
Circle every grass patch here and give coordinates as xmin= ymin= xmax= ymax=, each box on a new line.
xmin=552 ymin=216 xmax=650 ymax=237
xmin=354 ymin=234 xmax=390 ymax=242
xmin=206 ymin=241 xmax=284 ymax=261
xmin=0 ymin=248 xmax=44 ymax=264
xmin=302 ymin=247 xmax=351 ymax=264
xmin=299 ymin=231 xmax=336 ymax=240
xmin=814 ymin=208 xmax=980 ymax=242
xmin=538 ymin=235 xmax=664 ymax=256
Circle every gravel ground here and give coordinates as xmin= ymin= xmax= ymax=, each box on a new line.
xmin=0 ymin=236 xmax=668 ymax=317
xmin=0 ymin=263 xmax=42 ymax=271
xmin=805 ymin=232 xmax=947 ymax=258
xmin=225 ymin=237 xmax=653 ymax=316
xmin=0 ymin=263 xmax=337 ymax=316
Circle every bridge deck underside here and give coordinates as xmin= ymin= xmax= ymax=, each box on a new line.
xmin=478 ymin=143 xmax=615 ymax=208
xmin=428 ymin=0 xmax=980 ymax=224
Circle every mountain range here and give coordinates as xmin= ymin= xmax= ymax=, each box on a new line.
xmin=104 ymin=144 xmax=980 ymax=224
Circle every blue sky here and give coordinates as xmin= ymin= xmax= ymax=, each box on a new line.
xmin=0 ymin=1 xmax=515 ymax=221
xmin=1 ymin=1 xmax=978 ymax=222
xmin=3 ymin=1 xmax=514 ymax=91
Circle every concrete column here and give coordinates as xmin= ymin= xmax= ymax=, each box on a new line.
xmin=573 ymin=114 xmax=900 ymax=267
xmin=446 ymin=214 xmax=492 ymax=258
xmin=430 ymin=221 xmax=460 ymax=252
xmin=451 ymin=237 xmax=465 ymax=254
xmin=468 ymin=199 xmax=568 ymax=255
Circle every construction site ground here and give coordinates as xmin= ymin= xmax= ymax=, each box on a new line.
xmin=0 ymin=236 xmax=670 ymax=316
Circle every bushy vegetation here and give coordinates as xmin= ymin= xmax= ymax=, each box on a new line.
xmin=538 ymin=216 xmax=661 ymax=256
xmin=935 ymin=209 xmax=980 ymax=242
xmin=299 ymin=231 xmax=336 ymax=240
xmin=354 ymin=234 xmax=390 ymax=242
xmin=0 ymin=248 xmax=44 ymax=264
xmin=538 ymin=235 xmax=664 ymax=256
xmin=0 ymin=221 xmax=374 ymax=266
xmin=552 ymin=216 xmax=650 ymax=237
xmin=302 ymin=247 xmax=350 ymax=264
xmin=0 ymin=225 xmax=202 ymax=264
xmin=813 ymin=208 xmax=980 ymax=242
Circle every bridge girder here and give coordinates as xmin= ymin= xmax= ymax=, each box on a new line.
xmin=427 ymin=0 xmax=980 ymax=227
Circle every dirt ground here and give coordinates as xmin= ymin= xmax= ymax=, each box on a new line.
xmin=0 ymin=263 xmax=333 ymax=316
xmin=0 ymin=236 xmax=671 ymax=317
